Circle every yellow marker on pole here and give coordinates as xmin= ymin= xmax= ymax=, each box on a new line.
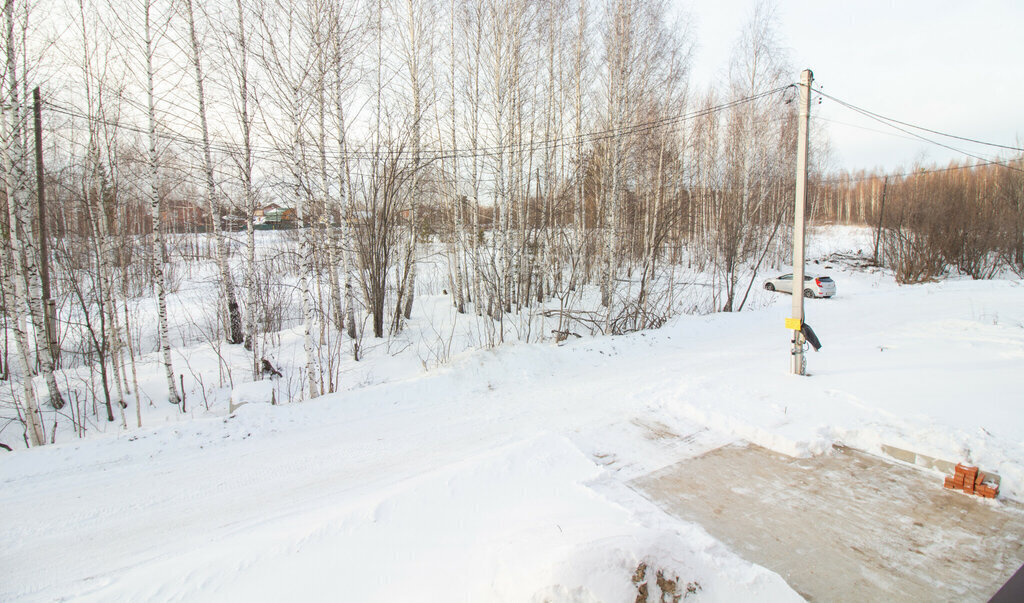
xmin=785 ymin=318 xmax=802 ymax=331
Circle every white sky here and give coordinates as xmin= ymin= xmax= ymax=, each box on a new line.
xmin=682 ymin=0 xmax=1024 ymax=172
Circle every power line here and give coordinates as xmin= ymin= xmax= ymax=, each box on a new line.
xmin=812 ymin=115 xmax=933 ymax=145
xmin=814 ymin=87 xmax=1024 ymax=177
xmin=40 ymin=85 xmax=791 ymax=164
xmin=814 ymin=88 xmax=1024 ymax=153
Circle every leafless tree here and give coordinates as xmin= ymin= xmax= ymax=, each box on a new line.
xmin=3 ymin=0 xmax=64 ymax=424
xmin=182 ymin=0 xmax=243 ymax=345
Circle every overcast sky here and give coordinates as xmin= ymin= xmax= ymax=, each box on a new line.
xmin=682 ymin=0 xmax=1024 ymax=173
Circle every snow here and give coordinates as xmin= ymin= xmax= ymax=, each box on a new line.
xmin=2 ymin=225 xmax=1022 ymax=601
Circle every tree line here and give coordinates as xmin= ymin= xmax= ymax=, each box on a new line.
xmin=2 ymin=0 xmax=811 ymax=446
xmin=816 ymin=159 xmax=1024 ymax=282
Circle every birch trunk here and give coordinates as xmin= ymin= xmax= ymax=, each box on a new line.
xmin=5 ymin=2 xmax=63 ymax=411
xmin=333 ymin=43 xmax=357 ymax=345
xmin=335 ymin=10 xmax=357 ymax=343
xmin=123 ymin=296 xmax=142 ymax=427
xmin=448 ymin=0 xmax=465 ymax=314
xmin=184 ymin=0 xmax=243 ymax=345
xmin=490 ymin=11 xmax=510 ymax=323
xmin=469 ymin=1 xmax=483 ymax=315
xmin=316 ymin=48 xmax=344 ymax=336
xmin=299 ymin=241 xmax=319 ymax=399
xmin=1 ymin=103 xmax=45 ymax=446
xmin=144 ymin=0 xmax=179 ymax=405
xmin=293 ymin=88 xmax=320 ymax=399
xmin=91 ymin=143 xmax=127 ymax=426
xmin=234 ymin=0 xmax=259 ymax=377
xmin=572 ymin=0 xmax=586 ymax=290
xmin=396 ymin=0 xmax=421 ymax=325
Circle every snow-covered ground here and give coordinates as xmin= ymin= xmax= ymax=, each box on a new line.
xmin=2 ymin=225 xmax=1022 ymax=601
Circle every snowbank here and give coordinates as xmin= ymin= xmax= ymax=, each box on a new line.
xmin=2 ymin=226 xmax=1021 ymax=600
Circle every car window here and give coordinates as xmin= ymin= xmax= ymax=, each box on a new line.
xmin=780 ymin=274 xmax=792 ymax=280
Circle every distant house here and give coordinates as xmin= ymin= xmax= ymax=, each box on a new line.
xmin=253 ymin=203 xmax=280 ymax=223
xmin=254 ymin=204 xmax=298 ymax=230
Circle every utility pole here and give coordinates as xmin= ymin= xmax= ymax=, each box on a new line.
xmin=33 ymin=87 xmax=58 ymax=365
xmin=789 ymin=69 xmax=812 ymax=375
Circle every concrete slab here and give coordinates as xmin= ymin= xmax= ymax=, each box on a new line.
xmin=633 ymin=444 xmax=1024 ymax=602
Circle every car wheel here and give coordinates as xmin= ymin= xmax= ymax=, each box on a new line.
xmin=803 ymin=289 xmax=815 ymax=298
xmin=764 ymin=282 xmax=775 ymax=291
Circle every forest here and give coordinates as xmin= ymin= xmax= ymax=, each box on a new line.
xmin=2 ymin=0 xmax=1022 ymax=447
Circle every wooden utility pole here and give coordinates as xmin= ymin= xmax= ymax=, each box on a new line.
xmin=33 ymin=87 xmax=58 ymax=365
xmin=790 ymin=69 xmax=812 ymax=375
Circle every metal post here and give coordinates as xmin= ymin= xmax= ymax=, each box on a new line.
xmin=790 ymin=69 xmax=812 ymax=375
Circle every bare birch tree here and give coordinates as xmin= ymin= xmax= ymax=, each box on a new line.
xmin=1 ymin=102 xmax=45 ymax=445
xmin=330 ymin=3 xmax=359 ymax=350
xmin=254 ymin=0 xmax=324 ymax=397
xmin=717 ymin=1 xmax=789 ymax=311
xmin=182 ymin=0 xmax=243 ymax=345
xmin=142 ymin=0 xmax=180 ymax=406
xmin=391 ymin=0 xmax=430 ymax=330
xmin=3 ymin=0 xmax=64 ymax=412
xmin=224 ymin=0 xmax=260 ymax=377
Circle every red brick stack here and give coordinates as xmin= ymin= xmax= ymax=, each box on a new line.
xmin=943 ymin=463 xmax=999 ymax=499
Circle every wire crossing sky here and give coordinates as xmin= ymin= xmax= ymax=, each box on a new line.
xmin=43 ymin=87 xmax=791 ymax=164
xmin=684 ymin=0 xmax=1024 ymax=172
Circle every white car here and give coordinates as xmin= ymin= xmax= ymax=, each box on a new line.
xmin=763 ymin=273 xmax=836 ymax=298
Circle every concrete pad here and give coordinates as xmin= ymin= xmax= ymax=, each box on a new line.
xmin=633 ymin=444 xmax=1024 ymax=602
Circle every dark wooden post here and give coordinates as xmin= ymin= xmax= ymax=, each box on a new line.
xmin=34 ymin=87 xmax=59 ymax=365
